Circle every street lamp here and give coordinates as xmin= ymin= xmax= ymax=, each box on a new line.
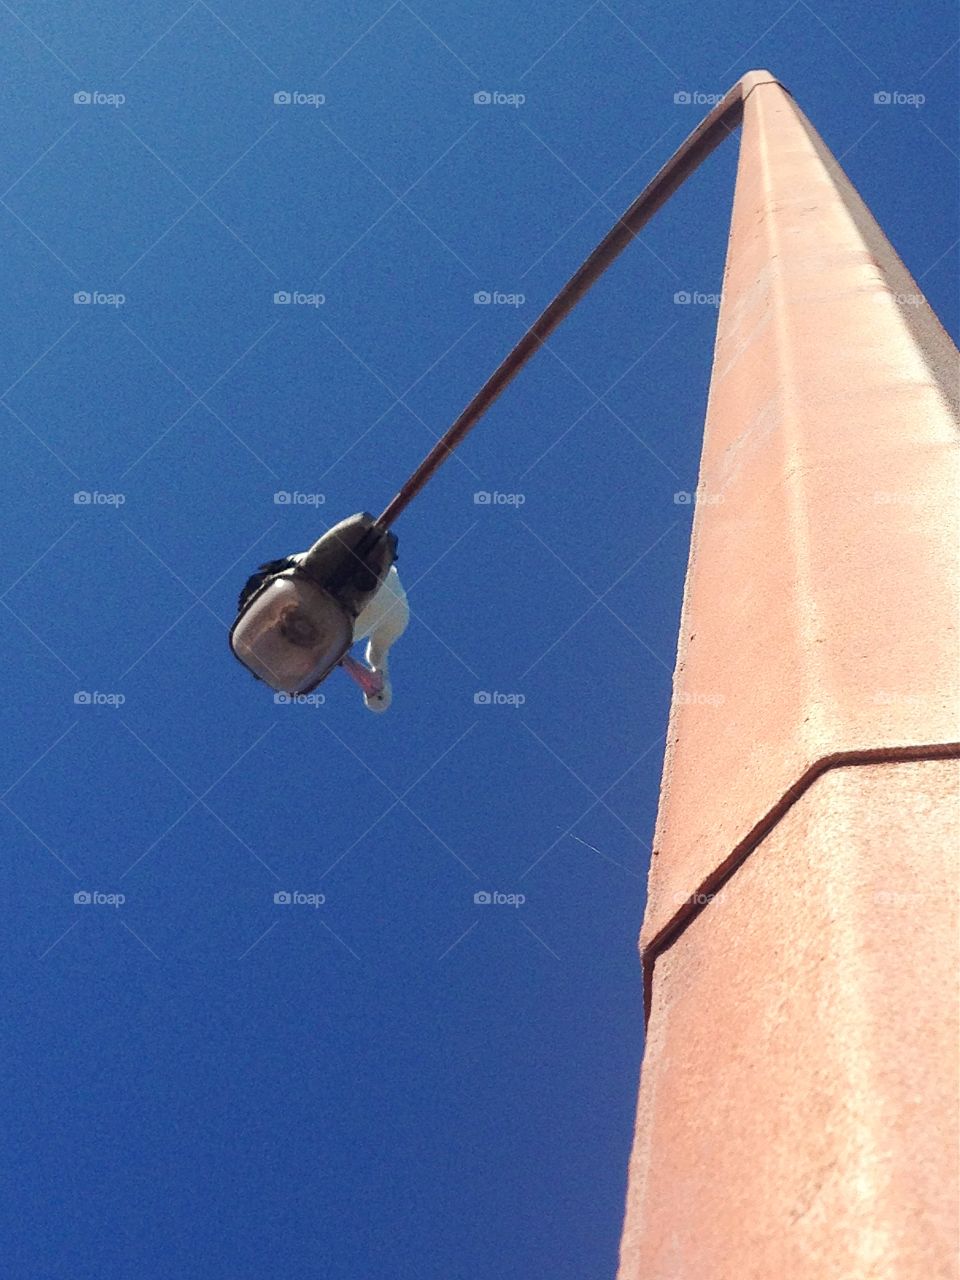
xmin=229 ymin=512 xmax=396 ymax=694
xmin=230 ymin=72 xmax=775 ymax=697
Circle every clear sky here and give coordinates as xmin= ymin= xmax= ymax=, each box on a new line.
xmin=1 ymin=2 xmax=956 ymax=1276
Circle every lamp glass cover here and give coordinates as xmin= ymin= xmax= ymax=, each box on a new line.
xmin=230 ymin=576 xmax=353 ymax=693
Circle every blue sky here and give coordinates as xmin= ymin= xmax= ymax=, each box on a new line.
xmin=1 ymin=2 xmax=956 ymax=1276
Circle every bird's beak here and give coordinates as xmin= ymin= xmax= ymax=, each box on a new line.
xmin=340 ymin=654 xmax=384 ymax=699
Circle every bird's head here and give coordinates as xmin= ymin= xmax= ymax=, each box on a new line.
xmin=363 ymin=679 xmax=392 ymax=713
xmin=341 ymin=654 xmax=391 ymax=713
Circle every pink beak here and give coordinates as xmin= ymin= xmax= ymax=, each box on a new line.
xmin=340 ymin=654 xmax=384 ymax=699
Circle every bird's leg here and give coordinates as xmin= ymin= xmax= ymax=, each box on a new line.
xmin=340 ymin=653 xmax=384 ymax=698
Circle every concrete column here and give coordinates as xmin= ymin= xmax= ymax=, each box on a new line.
xmin=618 ymin=79 xmax=960 ymax=1280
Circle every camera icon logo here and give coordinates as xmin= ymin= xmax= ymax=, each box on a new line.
xmin=473 ymin=290 xmax=491 ymax=305
xmin=273 ymin=291 xmax=291 ymax=304
xmin=673 ymin=91 xmax=692 ymax=104
xmin=74 ymin=291 xmax=92 ymax=304
xmin=74 ymin=890 xmax=92 ymax=904
xmin=274 ymin=891 xmax=292 ymax=904
xmin=473 ymin=91 xmax=492 ymax=105
xmin=273 ymin=490 xmax=291 ymax=504
xmin=473 ymin=691 xmax=491 ymax=705
xmin=73 ymin=91 xmax=92 ymax=105
xmin=73 ymin=690 xmax=92 ymax=703
xmin=274 ymin=91 xmax=292 ymax=105
xmin=874 ymin=91 xmax=891 ymax=105
xmin=474 ymin=891 xmax=492 ymax=904
xmin=473 ymin=491 xmax=491 ymax=505
xmin=73 ymin=491 xmax=91 ymax=505
xmin=673 ymin=491 xmax=692 ymax=505
xmin=673 ymin=290 xmax=691 ymax=304
xmin=273 ymin=692 xmax=292 ymax=705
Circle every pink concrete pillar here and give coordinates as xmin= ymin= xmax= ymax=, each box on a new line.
xmin=618 ymin=78 xmax=960 ymax=1279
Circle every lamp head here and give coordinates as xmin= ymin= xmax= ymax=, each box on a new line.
xmin=229 ymin=570 xmax=353 ymax=694
xmin=228 ymin=513 xmax=398 ymax=695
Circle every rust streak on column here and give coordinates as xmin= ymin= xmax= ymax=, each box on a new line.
xmin=619 ymin=77 xmax=960 ymax=1279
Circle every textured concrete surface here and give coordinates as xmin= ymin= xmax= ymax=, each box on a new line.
xmin=619 ymin=760 xmax=960 ymax=1280
xmin=620 ymin=75 xmax=960 ymax=1280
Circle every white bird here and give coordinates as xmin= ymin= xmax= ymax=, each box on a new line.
xmin=340 ymin=565 xmax=409 ymax=713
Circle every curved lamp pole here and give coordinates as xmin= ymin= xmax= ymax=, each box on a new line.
xmin=376 ymin=71 xmax=778 ymax=528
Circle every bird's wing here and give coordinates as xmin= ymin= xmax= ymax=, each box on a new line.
xmin=236 ymin=556 xmax=300 ymax=614
xmin=357 ymin=567 xmax=409 ymax=653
